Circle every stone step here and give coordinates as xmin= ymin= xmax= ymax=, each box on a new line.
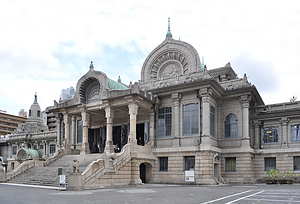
xmin=7 ymin=154 xmax=103 ymax=187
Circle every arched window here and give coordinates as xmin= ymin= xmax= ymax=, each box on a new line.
xmin=224 ymin=114 xmax=238 ymax=138
xmin=29 ymin=110 xmax=31 ymax=117
xmin=37 ymin=110 xmax=40 ymax=117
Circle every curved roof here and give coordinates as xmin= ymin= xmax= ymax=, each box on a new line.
xmin=16 ymin=148 xmax=43 ymax=160
xmin=141 ymin=37 xmax=201 ymax=83
xmin=0 ymin=156 xmax=8 ymax=164
xmin=108 ymin=78 xmax=128 ymax=90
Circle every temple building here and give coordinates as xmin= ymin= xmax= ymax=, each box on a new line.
xmin=0 ymin=19 xmax=299 ymax=188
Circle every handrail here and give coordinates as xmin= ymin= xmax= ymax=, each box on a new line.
xmin=6 ymin=160 xmax=34 ymax=181
xmin=44 ymin=150 xmax=64 ymax=166
xmin=81 ymin=144 xmax=132 ymax=186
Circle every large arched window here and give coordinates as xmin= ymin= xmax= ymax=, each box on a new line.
xmin=224 ymin=114 xmax=238 ymax=138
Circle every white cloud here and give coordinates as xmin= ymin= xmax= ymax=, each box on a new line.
xmin=1 ymin=0 xmax=300 ymax=115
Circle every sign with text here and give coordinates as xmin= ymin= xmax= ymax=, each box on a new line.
xmin=185 ymin=170 xmax=195 ymax=182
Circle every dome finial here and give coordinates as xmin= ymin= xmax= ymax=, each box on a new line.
xmin=89 ymin=61 xmax=94 ymax=69
xmin=34 ymin=92 xmax=37 ymax=104
xmin=166 ymin=17 xmax=172 ymax=38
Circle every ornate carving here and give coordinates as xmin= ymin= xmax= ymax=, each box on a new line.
xmin=150 ymin=52 xmax=188 ymax=80
xmin=158 ymin=61 xmax=182 ymax=79
xmin=86 ymin=81 xmax=100 ymax=101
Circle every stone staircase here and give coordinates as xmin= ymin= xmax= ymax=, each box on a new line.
xmin=7 ymin=154 xmax=105 ymax=187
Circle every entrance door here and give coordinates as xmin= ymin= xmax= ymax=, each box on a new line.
xmin=88 ymin=129 xmax=100 ymax=153
xmin=140 ymin=163 xmax=146 ymax=183
xmin=136 ymin=123 xmax=144 ymax=146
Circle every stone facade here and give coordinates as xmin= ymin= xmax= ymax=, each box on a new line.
xmin=1 ymin=22 xmax=300 ymax=187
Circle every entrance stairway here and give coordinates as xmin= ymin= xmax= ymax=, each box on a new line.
xmin=7 ymin=154 xmax=105 ymax=187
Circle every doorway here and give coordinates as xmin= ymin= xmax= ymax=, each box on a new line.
xmin=139 ymin=162 xmax=152 ymax=183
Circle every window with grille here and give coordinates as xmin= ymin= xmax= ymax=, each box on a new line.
xmin=224 ymin=114 xmax=238 ymax=138
xmin=225 ymin=157 xmax=236 ymax=172
xmin=263 ymin=127 xmax=278 ymax=143
xmin=157 ymin=107 xmax=172 ymax=137
xmin=159 ymin=157 xmax=168 ymax=172
xmin=183 ymin=103 xmax=199 ymax=135
xmin=265 ymin=157 xmax=276 ymax=171
xmin=291 ymin=124 xmax=300 ymax=142
xmin=185 ymin=156 xmax=195 ymax=171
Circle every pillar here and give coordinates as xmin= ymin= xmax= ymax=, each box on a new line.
xmin=149 ymin=112 xmax=155 ymax=148
xmin=280 ymin=117 xmax=290 ymax=149
xmin=172 ymin=93 xmax=181 ymax=147
xmin=80 ymin=111 xmax=90 ymax=154
xmin=63 ymin=113 xmax=71 ymax=154
xmin=128 ymin=103 xmax=138 ymax=145
xmin=240 ymin=95 xmax=250 ymax=148
xmin=105 ymin=107 xmax=114 ymax=154
xmin=56 ymin=114 xmax=61 ymax=148
xmin=71 ymin=116 xmax=76 ymax=145
xmin=254 ymin=121 xmax=261 ymax=149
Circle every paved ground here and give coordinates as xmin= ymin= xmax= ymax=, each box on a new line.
xmin=1 ymin=183 xmax=300 ymax=204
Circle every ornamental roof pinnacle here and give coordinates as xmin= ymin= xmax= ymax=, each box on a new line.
xmin=166 ymin=17 xmax=173 ymax=39
xmin=89 ymin=61 xmax=94 ymax=69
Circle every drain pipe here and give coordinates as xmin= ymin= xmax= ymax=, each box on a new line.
xmin=196 ymin=90 xmax=202 ymax=144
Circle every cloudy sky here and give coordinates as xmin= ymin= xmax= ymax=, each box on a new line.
xmin=1 ymin=0 xmax=299 ymax=116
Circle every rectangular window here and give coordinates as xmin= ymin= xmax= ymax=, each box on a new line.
xmin=210 ymin=106 xmax=215 ymax=137
xmin=294 ymin=156 xmax=300 ymax=171
xmin=265 ymin=157 xmax=276 ymax=171
xmin=225 ymin=157 xmax=236 ymax=172
xmin=291 ymin=124 xmax=300 ymax=142
xmin=157 ymin=107 xmax=172 ymax=137
xmin=12 ymin=146 xmax=17 ymax=155
xmin=159 ymin=157 xmax=168 ymax=172
xmin=263 ymin=127 xmax=279 ymax=143
xmin=50 ymin=144 xmax=56 ymax=154
xmin=77 ymin=120 xmax=83 ymax=144
xmin=40 ymin=145 xmax=43 ymax=150
xmin=183 ymin=103 xmax=199 ymax=135
xmin=185 ymin=156 xmax=195 ymax=171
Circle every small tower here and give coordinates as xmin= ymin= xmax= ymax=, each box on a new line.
xmin=166 ymin=17 xmax=173 ymax=39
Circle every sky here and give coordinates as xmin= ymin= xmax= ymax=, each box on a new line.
xmin=1 ymin=0 xmax=299 ymax=116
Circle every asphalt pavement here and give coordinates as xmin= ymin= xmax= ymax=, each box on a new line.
xmin=0 ymin=183 xmax=300 ymax=204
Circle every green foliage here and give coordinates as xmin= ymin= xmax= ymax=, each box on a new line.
xmin=266 ymin=168 xmax=295 ymax=180
xmin=290 ymin=96 xmax=297 ymax=102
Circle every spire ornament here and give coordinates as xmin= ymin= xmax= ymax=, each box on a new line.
xmin=34 ymin=92 xmax=37 ymax=104
xmin=166 ymin=17 xmax=172 ymax=38
xmin=89 ymin=61 xmax=94 ymax=70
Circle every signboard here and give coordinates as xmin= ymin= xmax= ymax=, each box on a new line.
xmin=59 ymin=175 xmax=66 ymax=189
xmin=185 ymin=170 xmax=195 ymax=182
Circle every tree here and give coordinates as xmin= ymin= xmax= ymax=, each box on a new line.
xmin=290 ymin=96 xmax=297 ymax=102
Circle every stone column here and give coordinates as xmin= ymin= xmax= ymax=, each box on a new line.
xmin=56 ymin=114 xmax=61 ymax=148
xmin=254 ymin=121 xmax=261 ymax=149
xmin=149 ymin=112 xmax=155 ymax=148
xmin=105 ymin=107 xmax=114 ymax=154
xmin=63 ymin=113 xmax=71 ymax=154
xmin=80 ymin=111 xmax=90 ymax=154
xmin=46 ymin=141 xmax=50 ymax=156
xmin=240 ymin=95 xmax=250 ymax=148
xmin=71 ymin=116 xmax=76 ymax=146
xmin=128 ymin=103 xmax=138 ymax=145
xmin=172 ymin=93 xmax=181 ymax=147
xmin=280 ymin=117 xmax=290 ymax=149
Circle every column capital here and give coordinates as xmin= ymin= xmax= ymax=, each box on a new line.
xmin=104 ymin=106 xmax=114 ymax=118
xmin=128 ymin=103 xmax=139 ymax=115
xmin=63 ymin=114 xmax=70 ymax=124
xmin=199 ymin=87 xmax=213 ymax=96
xmin=172 ymin=93 xmax=182 ymax=101
xmin=279 ymin=117 xmax=290 ymax=126
xmin=81 ymin=111 xmax=90 ymax=127
xmin=239 ymin=95 xmax=251 ymax=104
